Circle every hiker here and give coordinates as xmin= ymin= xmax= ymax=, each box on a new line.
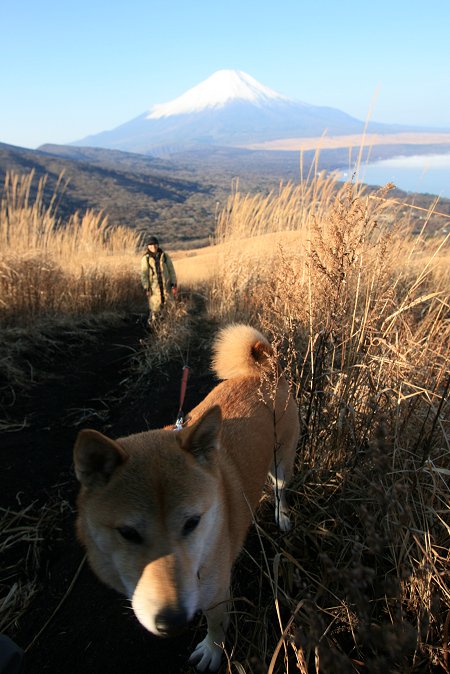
xmin=140 ymin=236 xmax=177 ymax=324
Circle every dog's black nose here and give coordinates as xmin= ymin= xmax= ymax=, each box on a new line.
xmin=155 ymin=608 xmax=189 ymax=637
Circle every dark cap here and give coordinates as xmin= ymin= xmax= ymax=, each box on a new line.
xmin=147 ymin=236 xmax=159 ymax=246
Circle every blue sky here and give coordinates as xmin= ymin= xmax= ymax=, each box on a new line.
xmin=2 ymin=0 xmax=449 ymax=148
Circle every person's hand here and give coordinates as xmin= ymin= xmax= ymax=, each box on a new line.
xmin=172 ymin=286 xmax=177 ymax=298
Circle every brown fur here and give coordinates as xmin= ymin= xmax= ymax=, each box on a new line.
xmin=74 ymin=324 xmax=299 ymax=671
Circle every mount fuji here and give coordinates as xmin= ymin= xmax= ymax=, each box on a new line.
xmin=72 ymin=70 xmax=405 ymax=154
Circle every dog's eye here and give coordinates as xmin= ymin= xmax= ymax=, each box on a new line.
xmin=117 ymin=526 xmax=143 ymax=544
xmin=182 ymin=516 xmax=201 ymax=536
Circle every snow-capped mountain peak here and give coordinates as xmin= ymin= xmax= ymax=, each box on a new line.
xmin=147 ymin=69 xmax=291 ymax=119
xmin=72 ymin=69 xmax=398 ymax=153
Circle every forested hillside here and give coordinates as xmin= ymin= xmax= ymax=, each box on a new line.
xmin=1 ymin=141 xmax=449 ymax=248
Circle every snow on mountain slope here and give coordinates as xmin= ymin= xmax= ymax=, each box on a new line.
xmin=71 ymin=70 xmax=411 ymax=153
xmin=148 ymin=69 xmax=293 ymax=118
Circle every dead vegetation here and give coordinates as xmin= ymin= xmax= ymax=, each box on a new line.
xmin=0 ymin=171 xmax=145 ymax=430
xmin=0 ymin=167 xmax=448 ymax=672
xmin=0 ymin=499 xmax=72 ymax=635
xmin=0 ymin=171 xmax=142 ymax=329
xmin=205 ymin=174 xmax=449 ymax=672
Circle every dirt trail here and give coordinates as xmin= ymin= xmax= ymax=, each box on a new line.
xmin=1 ymin=308 xmax=216 ymax=674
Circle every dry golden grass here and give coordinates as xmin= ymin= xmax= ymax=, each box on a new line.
xmin=1 ymin=166 xmax=448 ymax=671
xmin=172 ymin=247 xmax=220 ymax=286
xmin=0 ymin=171 xmax=147 ymax=427
xmin=173 ymin=175 xmax=343 ymax=288
xmin=175 ymin=178 xmax=449 ymax=674
xmin=0 ymin=171 xmax=142 ymax=327
xmin=200 ymin=172 xmax=449 ymax=672
xmin=0 ymin=499 xmax=71 ymax=634
xmin=138 ymin=170 xmax=450 ymax=671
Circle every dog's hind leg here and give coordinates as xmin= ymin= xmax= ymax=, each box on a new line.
xmin=270 ymin=464 xmax=291 ymax=532
xmin=269 ymin=439 xmax=296 ymax=532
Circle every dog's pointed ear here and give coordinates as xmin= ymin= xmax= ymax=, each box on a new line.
xmin=178 ymin=405 xmax=222 ymax=462
xmin=74 ymin=429 xmax=128 ymax=488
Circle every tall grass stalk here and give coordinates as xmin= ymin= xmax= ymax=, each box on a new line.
xmin=210 ymin=172 xmax=449 ymax=671
xmin=0 ymin=171 xmax=142 ymax=326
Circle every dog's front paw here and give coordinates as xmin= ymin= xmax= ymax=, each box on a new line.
xmin=189 ymin=635 xmax=223 ymax=672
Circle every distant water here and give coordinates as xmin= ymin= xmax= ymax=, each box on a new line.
xmin=340 ymin=153 xmax=450 ymax=199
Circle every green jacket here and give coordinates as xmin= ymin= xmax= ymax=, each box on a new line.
xmin=140 ymin=250 xmax=177 ymax=297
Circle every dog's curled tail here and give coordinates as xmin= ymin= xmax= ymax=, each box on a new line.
xmin=212 ymin=324 xmax=273 ymax=380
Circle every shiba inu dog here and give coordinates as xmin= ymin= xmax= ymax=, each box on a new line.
xmin=74 ymin=324 xmax=299 ymax=671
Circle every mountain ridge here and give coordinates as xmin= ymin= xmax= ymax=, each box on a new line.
xmin=72 ymin=70 xmax=424 ymax=153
